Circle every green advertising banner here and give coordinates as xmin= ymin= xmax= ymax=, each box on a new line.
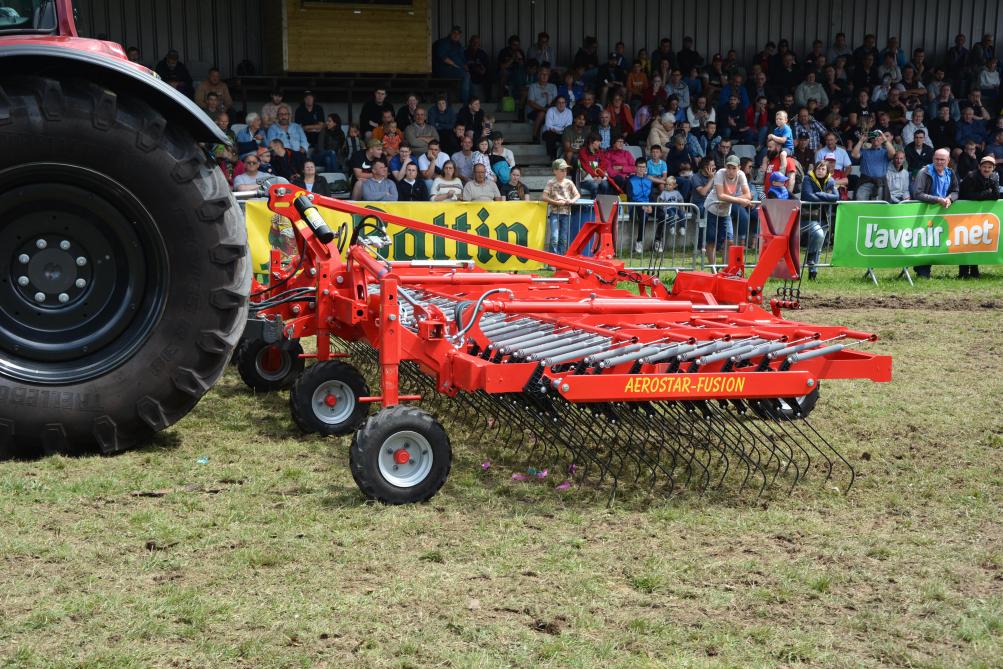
xmin=832 ymin=201 xmax=1003 ymax=267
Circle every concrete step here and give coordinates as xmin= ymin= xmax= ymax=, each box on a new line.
xmin=491 ymin=121 xmax=532 ymax=142
xmin=519 ymin=165 xmax=553 ymax=177
xmin=509 ymin=142 xmax=553 ymax=165
xmin=521 ymin=175 xmax=552 ymax=192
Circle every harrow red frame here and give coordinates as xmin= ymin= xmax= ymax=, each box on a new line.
xmin=254 ymin=186 xmax=890 ymax=411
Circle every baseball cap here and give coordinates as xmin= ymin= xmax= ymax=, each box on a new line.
xmin=367 ymin=138 xmax=382 ymax=148
xmin=609 ymin=51 xmax=619 ymax=60
xmin=303 ymin=89 xmax=314 ymax=96
xmin=166 ymin=48 xmax=179 ymax=58
xmin=823 ymin=152 xmax=837 ymax=161
xmin=725 ymin=155 xmax=741 ymax=167
xmin=796 ymin=130 xmax=810 ymax=139
xmin=770 ymin=172 xmax=789 ymax=182
xmin=552 ymin=158 xmax=570 ymax=170
xmin=980 ymin=155 xmax=996 ymax=165
xmin=869 ymin=129 xmax=884 ymax=139
xmin=451 ymin=25 xmax=462 ymax=33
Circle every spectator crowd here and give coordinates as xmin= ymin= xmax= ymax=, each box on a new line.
xmin=136 ymin=27 xmax=1002 ymax=277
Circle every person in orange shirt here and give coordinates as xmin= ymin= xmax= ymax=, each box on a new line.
xmin=625 ymin=60 xmax=649 ymax=103
xmin=381 ymin=120 xmax=402 ymax=157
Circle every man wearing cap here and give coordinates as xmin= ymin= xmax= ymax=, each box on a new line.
xmin=912 ymin=148 xmax=960 ymax=278
xmin=194 ymin=67 xmax=233 ymax=113
xmin=957 ymin=155 xmax=999 ymax=278
xmin=349 ymin=139 xmax=387 ymax=200
xmin=154 ymin=49 xmax=193 ymax=95
xmin=295 ymin=91 xmax=325 ymax=147
xmin=542 ymin=159 xmax=582 ymax=255
xmin=433 ymin=25 xmax=470 ymax=102
xmin=851 ymin=130 xmax=895 ymax=200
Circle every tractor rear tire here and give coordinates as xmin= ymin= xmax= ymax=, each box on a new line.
xmin=0 ymin=76 xmax=250 ymax=457
xmin=350 ymin=406 xmax=451 ymax=504
xmin=236 ymin=338 xmax=304 ymax=392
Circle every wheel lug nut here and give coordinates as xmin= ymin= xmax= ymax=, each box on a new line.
xmin=18 ymin=254 xmax=29 ymax=264
xmin=76 ymin=256 xmax=87 ymax=267
xmin=17 ymin=276 xmax=29 ymax=286
xmin=59 ymin=240 xmax=71 ymax=250
xmin=34 ymin=292 xmax=46 ymax=302
xmin=58 ymin=293 xmax=69 ymax=303
xmin=75 ymin=278 xmax=87 ymax=288
xmin=408 ymin=459 xmax=415 ymax=465
xmin=392 ymin=465 xmax=399 ymax=471
xmin=35 ymin=239 xmax=47 ymax=249
xmin=386 ymin=448 xmax=394 ymax=454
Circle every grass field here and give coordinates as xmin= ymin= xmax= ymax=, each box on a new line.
xmin=1 ymin=268 xmax=1002 ymax=668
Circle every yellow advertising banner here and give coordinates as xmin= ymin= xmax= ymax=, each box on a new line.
xmin=244 ymin=200 xmax=548 ymax=275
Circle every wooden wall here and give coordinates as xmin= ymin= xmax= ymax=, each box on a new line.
xmin=281 ymin=0 xmax=431 ymax=73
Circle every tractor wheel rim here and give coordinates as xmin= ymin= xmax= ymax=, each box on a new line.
xmin=310 ymin=379 xmax=355 ymax=425
xmin=378 ymin=431 xmax=433 ymax=488
xmin=0 ymin=164 xmax=168 ymax=384
xmin=255 ymin=345 xmax=291 ymax=381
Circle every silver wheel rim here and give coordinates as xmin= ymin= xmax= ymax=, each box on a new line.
xmin=254 ymin=345 xmax=292 ymax=382
xmin=377 ymin=430 xmax=433 ymax=488
xmin=310 ymin=379 xmax=355 ymax=425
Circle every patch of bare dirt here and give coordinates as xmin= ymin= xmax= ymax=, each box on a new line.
xmin=805 ymin=294 xmax=1001 ymax=310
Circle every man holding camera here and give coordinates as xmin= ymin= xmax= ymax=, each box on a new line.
xmin=851 ymin=129 xmax=896 ymax=200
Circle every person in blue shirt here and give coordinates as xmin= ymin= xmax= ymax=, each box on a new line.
xmin=432 ymin=26 xmax=470 ymax=102
xmin=629 ymin=158 xmax=655 ymax=253
xmin=265 ymin=106 xmax=310 ymax=171
xmin=766 ymin=110 xmax=794 ymax=178
xmin=646 ymin=145 xmax=668 ymax=192
xmin=851 ymin=129 xmax=896 ymax=200
xmin=955 ymin=106 xmax=988 ymax=148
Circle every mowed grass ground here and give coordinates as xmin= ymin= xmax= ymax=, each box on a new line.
xmin=1 ymin=268 xmax=1002 ymax=669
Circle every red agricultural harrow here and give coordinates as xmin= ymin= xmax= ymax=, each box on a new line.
xmin=237 ymin=187 xmax=891 ymax=504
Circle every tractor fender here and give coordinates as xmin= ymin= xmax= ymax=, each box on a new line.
xmin=0 ymin=43 xmax=228 ymax=144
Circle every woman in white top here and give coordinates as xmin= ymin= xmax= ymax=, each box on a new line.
xmin=471 ymin=137 xmax=495 ymax=181
xmin=430 ymin=160 xmax=463 ymax=201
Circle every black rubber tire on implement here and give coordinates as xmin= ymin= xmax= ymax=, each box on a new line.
xmin=350 ymin=405 xmax=451 ymax=504
xmin=752 ymin=386 xmax=821 ymax=421
xmin=235 ymin=338 xmax=304 ymax=392
xmin=0 ymin=76 xmax=249 ymax=457
xmin=289 ymin=361 xmax=370 ymax=436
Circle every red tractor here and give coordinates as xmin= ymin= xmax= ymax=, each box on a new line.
xmin=0 ymin=1 xmax=250 ymax=456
